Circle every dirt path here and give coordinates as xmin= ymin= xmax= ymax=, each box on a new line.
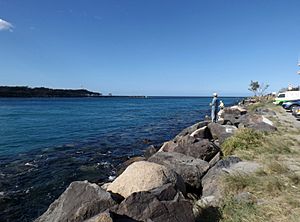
xmin=268 ymin=106 xmax=300 ymax=175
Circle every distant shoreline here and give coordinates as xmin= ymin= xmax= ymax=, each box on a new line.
xmin=0 ymin=86 xmax=244 ymax=98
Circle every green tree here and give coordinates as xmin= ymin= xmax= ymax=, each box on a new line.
xmin=248 ymin=80 xmax=260 ymax=96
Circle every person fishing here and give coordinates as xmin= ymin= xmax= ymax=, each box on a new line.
xmin=209 ymin=93 xmax=219 ymax=123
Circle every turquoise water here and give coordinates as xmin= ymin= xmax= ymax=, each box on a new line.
xmin=0 ymin=97 xmax=241 ymax=221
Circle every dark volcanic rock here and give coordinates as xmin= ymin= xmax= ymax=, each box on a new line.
xmin=223 ymin=113 xmax=241 ymax=126
xmin=148 ymin=152 xmax=210 ymax=188
xmin=190 ymin=126 xmax=213 ymax=140
xmin=112 ymin=186 xmax=194 ymax=222
xmin=173 ymin=121 xmax=209 ymax=142
xmin=220 ymin=106 xmax=247 ymax=126
xmin=172 ymin=136 xmax=220 ymax=161
xmin=208 ymin=123 xmax=238 ymax=144
xmin=84 ymin=210 xmax=140 ymax=222
xmin=35 ymin=181 xmax=117 ymax=222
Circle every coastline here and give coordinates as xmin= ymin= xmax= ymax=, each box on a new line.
xmin=39 ymin=98 xmax=268 ymax=221
xmin=0 ymin=97 xmax=241 ymax=222
xmin=35 ymin=97 xmax=300 ymax=221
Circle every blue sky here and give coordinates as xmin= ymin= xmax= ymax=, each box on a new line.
xmin=0 ymin=0 xmax=300 ymax=96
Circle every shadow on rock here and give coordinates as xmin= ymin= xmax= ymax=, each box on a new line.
xmin=196 ymin=206 xmax=222 ymax=222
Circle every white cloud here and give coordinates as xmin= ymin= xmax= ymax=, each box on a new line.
xmin=0 ymin=18 xmax=13 ymax=32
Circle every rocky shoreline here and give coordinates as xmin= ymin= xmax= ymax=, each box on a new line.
xmin=35 ymin=100 xmax=277 ymax=222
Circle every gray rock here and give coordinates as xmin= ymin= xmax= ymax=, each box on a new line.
xmin=255 ymin=108 xmax=276 ymax=116
xmin=208 ymin=152 xmax=221 ymax=167
xmin=117 ymin=156 xmax=146 ymax=176
xmin=223 ymin=113 xmax=241 ymax=126
xmin=107 ymin=161 xmax=186 ymax=198
xmin=112 ymin=187 xmax=194 ymax=222
xmin=201 ymin=157 xmax=262 ymax=207
xmin=84 ymin=210 xmax=113 ymax=222
xmin=223 ymin=161 xmax=262 ymax=175
xmin=201 ymin=156 xmax=241 ymax=206
xmin=173 ymin=121 xmax=209 ymax=142
xmin=36 ymin=181 xmax=116 ymax=222
xmin=208 ymin=123 xmax=238 ymax=144
xmin=159 ymin=140 xmax=178 ymax=152
xmin=144 ymin=145 xmax=158 ymax=159
xmin=174 ymin=136 xmax=220 ymax=161
xmin=219 ymin=106 xmax=247 ymax=126
xmin=233 ymin=192 xmax=257 ymax=204
xmin=148 ymin=152 xmax=210 ymax=188
xmin=84 ymin=211 xmax=140 ymax=222
xmin=222 ymin=106 xmax=247 ymax=116
xmin=238 ymin=114 xmax=277 ymax=132
xmin=190 ymin=126 xmax=212 ymax=140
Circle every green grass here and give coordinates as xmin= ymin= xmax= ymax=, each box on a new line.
xmin=221 ymin=128 xmax=264 ymax=157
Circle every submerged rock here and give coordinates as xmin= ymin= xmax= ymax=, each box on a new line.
xmin=148 ymin=152 xmax=210 ymax=188
xmin=35 ymin=181 xmax=116 ymax=222
xmin=107 ymin=161 xmax=185 ymax=198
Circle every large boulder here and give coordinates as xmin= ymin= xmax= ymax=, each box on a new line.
xmin=220 ymin=106 xmax=247 ymax=126
xmin=35 ymin=181 xmax=117 ymax=222
xmin=159 ymin=140 xmax=178 ymax=152
xmin=159 ymin=135 xmax=220 ymax=162
xmin=117 ymin=156 xmax=146 ymax=176
xmin=174 ymin=136 xmax=220 ymax=161
xmin=201 ymin=157 xmax=261 ymax=207
xmin=107 ymin=161 xmax=185 ymax=198
xmin=201 ymin=156 xmax=241 ymax=206
xmin=111 ymin=184 xmax=195 ymax=222
xmin=190 ymin=126 xmax=212 ymax=140
xmin=238 ymin=114 xmax=277 ymax=132
xmin=223 ymin=113 xmax=241 ymax=126
xmin=173 ymin=121 xmax=209 ymax=142
xmin=208 ymin=123 xmax=238 ymax=144
xmin=148 ymin=152 xmax=210 ymax=188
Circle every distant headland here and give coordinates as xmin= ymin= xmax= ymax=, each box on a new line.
xmin=0 ymin=86 xmax=145 ymax=98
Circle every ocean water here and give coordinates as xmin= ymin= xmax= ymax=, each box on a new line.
xmin=0 ymin=97 xmax=241 ymax=221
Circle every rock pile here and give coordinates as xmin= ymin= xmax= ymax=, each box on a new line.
xmin=35 ymin=105 xmax=275 ymax=222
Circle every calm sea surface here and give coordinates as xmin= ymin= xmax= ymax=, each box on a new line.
xmin=0 ymin=97 xmax=241 ymax=221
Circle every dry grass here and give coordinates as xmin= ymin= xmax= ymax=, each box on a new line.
xmin=219 ymin=102 xmax=300 ymax=222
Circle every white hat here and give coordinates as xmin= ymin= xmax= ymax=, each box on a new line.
xmin=213 ymin=92 xmax=218 ymax=97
